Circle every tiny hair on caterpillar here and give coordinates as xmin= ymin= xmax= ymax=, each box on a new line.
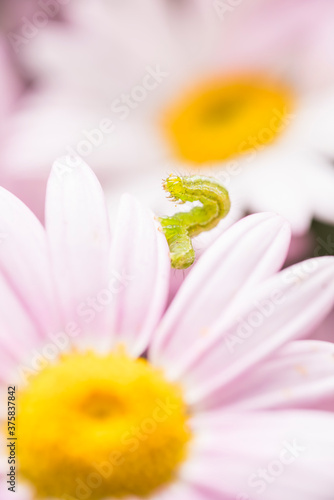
xmin=159 ymin=174 xmax=231 ymax=269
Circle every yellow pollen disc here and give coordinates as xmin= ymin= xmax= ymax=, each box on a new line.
xmin=17 ymin=350 xmax=191 ymax=499
xmin=163 ymin=75 xmax=293 ymax=164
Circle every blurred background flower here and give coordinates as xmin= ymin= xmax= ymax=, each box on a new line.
xmin=1 ymin=0 xmax=334 ymax=231
xmin=0 ymin=0 xmax=334 ymax=320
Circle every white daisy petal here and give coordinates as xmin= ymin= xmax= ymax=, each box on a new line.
xmin=187 ymin=410 xmax=334 ymax=500
xmin=0 ymin=186 xmax=60 ymax=338
xmin=171 ymin=257 xmax=334 ymax=407
xmin=209 ymin=340 xmax=334 ymax=411
xmin=107 ymin=193 xmax=170 ymax=356
xmin=150 ymin=213 xmax=291 ymax=365
xmin=45 ymin=156 xmax=111 ymax=341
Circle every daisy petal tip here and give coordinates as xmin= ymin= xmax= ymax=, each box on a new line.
xmin=248 ymin=211 xmax=291 ymax=231
xmin=269 ymin=213 xmax=292 ymax=248
xmin=267 ymin=211 xmax=291 ymax=236
xmin=119 ymin=193 xmax=158 ymax=226
xmin=308 ymin=254 xmax=334 ymax=271
xmin=241 ymin=212 xmax=291 ymax=256
xmin=117 ymin=193 xmax=145 ymax=226
xmin=49 ymin=155 xmax=94 ymax=184
xmin=119 ymin=191 xmax=138 ymax=208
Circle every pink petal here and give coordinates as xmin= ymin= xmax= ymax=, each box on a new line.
xmin=178 ymin=257 xmax=334 ymax=408
xmin=45 ymin=157 xmax=111 ymax=343
xmin=150 ymin=213 xmax=291 ymax=368
xmin=0 ymin=275 xmax=42 ymax=382
xmin=187 ymin=410 xmax=334 ymax=500
xmin=107 ymin=194 xmax=170 ymax=356
xmin=312 ymin=307 xmax=334 ymax=343
xmin=208 ymin=340 xmax=334 ymax=411
xmin=0 ymin=186 xmax=60 ymax=338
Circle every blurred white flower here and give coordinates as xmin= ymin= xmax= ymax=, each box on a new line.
xmin=2 ymin=0 xmax=334 ymax=233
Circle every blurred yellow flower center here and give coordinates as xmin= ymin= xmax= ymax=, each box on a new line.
xmin=17 ymin=350 xmax=191 ymax=499
xmin=163 ymin=75 xmax=293 ymax=164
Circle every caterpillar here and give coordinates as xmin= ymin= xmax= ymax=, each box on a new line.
xmin=159 ymin=175 xmax=231 ymax=269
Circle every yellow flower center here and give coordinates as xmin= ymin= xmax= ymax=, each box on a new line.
xmin=163 ymin=75 xmax=293 ymax=164
xmin=17 ymin=350 xmax=191 ymax=499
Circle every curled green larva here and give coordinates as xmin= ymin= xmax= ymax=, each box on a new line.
xmin=159 ymin=175 xmax=231 ymax=269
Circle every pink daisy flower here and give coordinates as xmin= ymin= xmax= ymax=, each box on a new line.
xmin=1 ymin=157 xmax=334 ymax=500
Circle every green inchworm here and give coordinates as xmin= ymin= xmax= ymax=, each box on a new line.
xmin=159 ymin=175 xmax=231 ymax=269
